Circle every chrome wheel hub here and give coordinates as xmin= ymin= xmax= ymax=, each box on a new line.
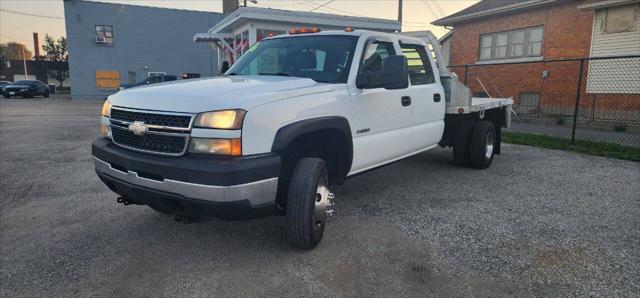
xmin=312 ymin=176 xmax=334 ymax=229
xmin=485 ymin=131 xmax=495 ymax=159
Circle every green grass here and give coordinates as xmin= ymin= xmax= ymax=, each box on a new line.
xmin=502 ymin=132 xmax=640 ymax=162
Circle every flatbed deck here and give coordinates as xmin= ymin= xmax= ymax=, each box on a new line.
xmin=445 ymin=97 xmax=513 ymax=114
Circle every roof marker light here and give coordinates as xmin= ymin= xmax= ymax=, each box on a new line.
xmin=289 ymin=27 xmax=321 ymax=34
xmin=345 ymin=26 xmax=354 ymax=32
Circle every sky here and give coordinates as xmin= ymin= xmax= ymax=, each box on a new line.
xmin=0 ymin=0 xmax=479 ymax=52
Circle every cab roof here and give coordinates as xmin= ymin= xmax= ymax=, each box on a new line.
xmin=264 ymin=29 xmax=427 ymax=46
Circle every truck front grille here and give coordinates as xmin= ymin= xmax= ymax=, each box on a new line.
xmin=111 ymin=127 xmax=188 ymax=155
xmin=111 ymin=108 xmax=192 ymax=128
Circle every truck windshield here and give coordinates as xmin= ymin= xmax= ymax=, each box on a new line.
xmin=226 ymin=35 xmax=359 ymax=84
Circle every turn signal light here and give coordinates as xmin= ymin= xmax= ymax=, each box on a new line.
xmin=289 ymin=27 xmax=321 ymax=34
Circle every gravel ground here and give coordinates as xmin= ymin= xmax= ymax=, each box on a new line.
xmin=1 ymin=98 xmax=639 ymax=297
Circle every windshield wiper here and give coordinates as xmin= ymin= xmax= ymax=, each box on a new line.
xmin=227 ymin=72 xmax=238 ymax=76
xmin=258 ymin=72 xmax=292 ymax=77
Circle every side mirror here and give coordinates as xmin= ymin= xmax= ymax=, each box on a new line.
xmin=382 ymin=55 xmax=408 ymax=90
xmin=220 ymin=61 xmax=230 ymax=74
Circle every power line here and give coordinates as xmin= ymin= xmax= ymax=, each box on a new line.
xmin=0 ymin=8 xmax=63 ymax=20
xmin=420 ymin=0 xmax=437 ymax=19
xmin=430 ymin=1 xmax=446 ymax=17
xmin=309 ymin=0 xmax=336 ymax=12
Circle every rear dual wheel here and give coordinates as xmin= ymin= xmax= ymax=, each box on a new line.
xmin=453 ymin=120 xmax=496 ymax=169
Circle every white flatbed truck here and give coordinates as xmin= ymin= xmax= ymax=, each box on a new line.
xmin=92 ymin=29 xmax=513 ymax=249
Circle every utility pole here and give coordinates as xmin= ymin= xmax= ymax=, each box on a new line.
xmin=398 ymin=0 xmax=403 ymax=32
xmin=21 ymin=47 xmax=28 ymax=77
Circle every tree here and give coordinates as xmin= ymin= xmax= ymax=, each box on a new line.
xmin=0 ymin=42 xmax=33 ymax=60
xmin=42 ymin=35 xmax=69 ymax=88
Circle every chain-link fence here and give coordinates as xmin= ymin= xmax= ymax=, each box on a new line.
xmin=449 ymin=55 xmax=640 ymax=147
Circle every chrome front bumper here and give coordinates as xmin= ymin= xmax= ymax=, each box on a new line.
xmin=93 ymin=157 xmax=278 ymax=206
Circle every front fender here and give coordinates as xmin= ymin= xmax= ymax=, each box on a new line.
xmin=271 ymin=116 xmax=352 ymax=153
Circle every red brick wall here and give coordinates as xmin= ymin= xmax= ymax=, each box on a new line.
xmin=447 ymin=1 xmax=640 ymax=113
xmin=449 ymin=1 xmax=594 ymax=66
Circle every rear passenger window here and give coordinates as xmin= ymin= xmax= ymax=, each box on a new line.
xmin=401 ymin=44 xmax=435 ymax=85
xmin=360 ymin=40 xmax=396 ymax=73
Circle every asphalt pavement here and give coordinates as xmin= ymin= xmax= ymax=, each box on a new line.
xmin=1 ymin=98 xmax=638 ymax=296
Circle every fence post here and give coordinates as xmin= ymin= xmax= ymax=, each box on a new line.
xmin=571 ymin=59 xmax=585 ymax=145
xmin=464 ymin=65 xmax=468 ymax=85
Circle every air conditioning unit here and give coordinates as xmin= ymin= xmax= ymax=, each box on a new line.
xmin=96 ymin=36 xmax=107 ymax=44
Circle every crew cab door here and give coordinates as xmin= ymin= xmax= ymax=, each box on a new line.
xmin=399 ymin=42 xmax=445 ymax=150
xmin=348 ymin=38 xmax=414 ymax=173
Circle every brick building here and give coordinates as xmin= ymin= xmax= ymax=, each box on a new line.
xmin=433 ymin=0 xmax=640 ymax=120
xmin=0 ymin=59 xmax=70 ymax=88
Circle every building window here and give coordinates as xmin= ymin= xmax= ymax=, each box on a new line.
xmin=510 ymin=30 xmax=525 ymax=58
xmin=127 ymin=71 xmax=136 ymax=84
xmin=603 ymin=4 xmax=639 ymax=33
xmin=478 ymin=26 xmax=544 ymax=61
xmin=518 ymin=92 xmax=541 ymax=114
xmin=528 ymin=27 xmax=543 ymax=56
xmin=95 ymin=25 xmax=113 ymax=45
xmin=479 ymin=35 xmax=492 ymax=60
xmin=401 ymin=44 xmax=435 ymax=85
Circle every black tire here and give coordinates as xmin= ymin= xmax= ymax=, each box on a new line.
xmin=286 ymin=158 xmax=329 ymax=250
xmin=452 ymin=120 xmax=476 ymax=166
xmin=3 ymin=95 xmax=9 ymax=99
xmin=44 ymin=91 xmax=50 ymax=98
xmin=469 ymin=121 xmax=496 ymax=169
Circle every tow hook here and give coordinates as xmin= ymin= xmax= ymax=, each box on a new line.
xmin=326 ymin=192 xmax=336 ymax=217
xmin=116 ymin=196 xmax=132 ymax=205
xmin=174 ymin=215 xmax=199 ymax=224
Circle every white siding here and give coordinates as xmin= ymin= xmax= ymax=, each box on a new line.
xmin=587 ymin=5 xmax=640 ymax=94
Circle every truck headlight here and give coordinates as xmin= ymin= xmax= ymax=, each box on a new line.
xmin=194 ymin=110 xmax=246 ymax=129
xmin=101 ymin=100 xmax=112 ymax=117
xmin=189 ymin=138 xmax=241 ymax=156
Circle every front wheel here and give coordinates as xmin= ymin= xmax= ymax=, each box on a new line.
xmin=469 ymin=121 xmax=496 ymax=169
xmin=286 ymin=158 xmax=332 ymax=250
xmin=44 ymin=91 xmax=50 ymax=98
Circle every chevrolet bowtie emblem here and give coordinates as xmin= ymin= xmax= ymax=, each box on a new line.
xmin=128 ymin=121 xmax=147 ymax=136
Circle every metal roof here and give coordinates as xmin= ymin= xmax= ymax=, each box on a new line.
xmin=204 ymin=7 xmax=400 ymax=34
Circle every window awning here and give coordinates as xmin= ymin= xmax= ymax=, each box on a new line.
xmin=193 ymin=33 xmax=237 ymax=61
xmin=193 ymin=32 xmax=232 ymax=43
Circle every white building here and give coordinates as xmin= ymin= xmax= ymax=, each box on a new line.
xmin=579 ymin=0 xmax=640 ymax=94
xmin=193 ymin=7 xmax=401 ymax=71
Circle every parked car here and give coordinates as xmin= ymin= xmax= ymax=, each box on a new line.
xmin=92 ymin=29 xmax=513 ymax=249
xmin=119 ymin=75 xmax=178 ymax=90
xmin=0 ymin=81 xmax=11 ymax=96
xmin=2 ymin=80 xmax=50 ymax=98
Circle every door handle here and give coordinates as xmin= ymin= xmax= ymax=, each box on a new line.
xmin=401 ymin=96 xmax=411 ymax=106
xmin=434 ymin=93 xmax=441 ymax=102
